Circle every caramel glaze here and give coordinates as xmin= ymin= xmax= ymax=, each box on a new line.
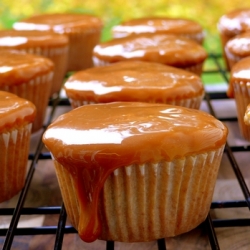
xmin=42 ymin=102 xmax=228 ymax=242
xmin=13 ymin=13 xmax=103 ymax=32
xmin=64 ymin=61 xmax=204 ymax=103
xmin=0 ymin=91 xmax=36 ymax=133
xmin=218 ymin=8 xmax=250 ymax=36
xmin=112 ymin=17 xmax=204 ymax=37
xmin=93 ymin=33 xmax=208 ymax=67
xmin=227 ymin=56 xmax=250 ymax=98
xmin=226 ymin=31 xmax=250 ymax=57
xmin=0 ymin=29 xmax=68 ymax=49
xmin=0 ymin=50 xmax=54 ymax=86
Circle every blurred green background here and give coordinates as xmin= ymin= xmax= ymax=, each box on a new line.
xmin=0 ymin=0 xmax=249 ymax=53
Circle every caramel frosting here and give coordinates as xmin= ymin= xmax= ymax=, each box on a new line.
xmin=0 ymin=50 xmax=54 ymax=86
xmin=225 ymin=31 xmax=250 ymax=57
xmin=0 ymin=91 xmax=36 ymax=133
xmin=93 ymin=34 xmax=208 ymax=67
xmin=42 ymin=102 xmax=228 ymax=242
xmin=227 ymin=56 xmax=250 ymax=98
xmin=244 ymin=104 xmax=250 ymax=125
xmin=13 ymin=13 xmax=103 ymax=32
xmin=64 ymin=61 xmax=204 ymax=103
xmin=112 ymin=17 xmax=204 ymax=37
xmin=218 ymin=8 xmax=250 ymax=36
xmin=0 ymin=29 xmax=68 ymax=49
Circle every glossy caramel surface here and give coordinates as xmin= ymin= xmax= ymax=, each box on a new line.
xmin=93 ymin=34 xmax=207 ymax=66
xmin=112 ymin=17 xmax=204 ymax=37
xmin=43 ymin=102 xmax=228 ymax=242
xmin=228 ymin=57 xmax=250 ymax=97
xmin=218 ymin=8 xmax=250 ymax=36
xmin=13 ymin=13 xmax=103 ymax=32
xmin=226 ymin=31 xmax=250 ymax=56
xmin=64 ymin=61 xmax=204 ymax=103
xmin=0 ymin=91 xmax=36 ymax=132
xmin=0 ymin=29 xmax=68 ymax=48
xmin=0 ymin=50 xmax=54 ymax=86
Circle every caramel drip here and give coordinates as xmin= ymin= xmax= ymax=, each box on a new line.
xmin=43 ymin=102 xmax=228 ymax=242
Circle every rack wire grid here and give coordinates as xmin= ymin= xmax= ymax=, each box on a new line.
xmin=0 ymin=52 xmax=250 ymax=250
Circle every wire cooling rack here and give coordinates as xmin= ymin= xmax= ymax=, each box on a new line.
xmin=0 ymin=53 xmax=250 ymax=250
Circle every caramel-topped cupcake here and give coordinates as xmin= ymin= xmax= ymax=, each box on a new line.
xmin=244 ymin=104 xmax=250 ymax=125
xmin=0 ymin=91 xmax=36 ymax=202
xmin=0 ymin=50 xmax=54 ymax=132
xmin=0 ymin=29 xmax=68 ymax=96
xmin=13 ymin=13 xmax=103 ymax=71
xmin=64 ymin=61 xmax=204 ymax=109
xmin=93 ymin=34 xmax=208 ymax=76
xmin=218 ymin=8 xmax=250 ymax=68
xmin=228 ymin=56 xmax=250 ymax=140
xmin=112 ymin=17 xmax=205 ymax=44
xmin=43 ymin=102 xmax=228 ymax=242
xmin=225 ymin=31 xmax=250 ymax=69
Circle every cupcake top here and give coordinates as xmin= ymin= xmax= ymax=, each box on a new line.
xmin=227 ymin=56 xmax=250 ymax=97
xmin=43 ymin=102 xmax=228 ymax=167
xmin=42 ymin=102 xmax=228 ymax=242
xmin=0 ymin=91 xmax=36 ymax=132
xmin=0 ymin=29 xmax=68 ymax=49
xmin=0 ymin=50 xmax=54 ymax=86
xmin=13 ymin=13 xmax=103 ymax=32
xmin=93 ymin=33 xmax=208 ymax=67
xmin=112 ymin=16 xmax=204 ymax=39
xmin=218 ymin=8 xmax=250 ymax=36
xmin=225 ymin=31 xmax=250 ymax=57
xmin=244 ymin=104 xmax=250 ymax=125
xmin=64 ymin=60 xmax=204 ymax=103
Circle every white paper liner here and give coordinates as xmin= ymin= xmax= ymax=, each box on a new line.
xmin=52 ymin=145 xmax=225 ymax=242
xmin=1 ymin=72 xmax=53 ymax=132
xmin=68 ymin=93 xmax=204 ymax=110
xmin=0 ymin=123 xmax=32 ymax=203
xmin=19 ymin=46 xmax=68 ymax=96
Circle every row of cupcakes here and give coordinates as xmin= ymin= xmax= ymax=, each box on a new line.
xmin=217 ymin=8 xmax=250 ymax=141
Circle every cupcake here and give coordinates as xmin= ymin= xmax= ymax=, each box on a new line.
xmin=64 ymin=61 xmax=205 ymax=109
xmin=93 ymin=33 xmax=208 ymax=76
xmin=42 ymin=102 xmax=228 ymax=242
xmin=0 ymin=29 xmax=68 ymax=96
xmin=244 ymin=104 xmax=250 ymax=125
xmin=0 ymin=50 xmax=54 ymax=132
xmin=227 ymin=56 xmax=250 ymax=140
xmin=112 ymin=16 xmax=205 ymax=44
xmin=0 ymin=91 xmax=36 ymax=203
xmin=13 ymin=13 xmax=103 ymax=72
xmin=218 ymin=8 xmax=250 ymax=68
xmin=225 ymin=31 xmax=250 ymax=69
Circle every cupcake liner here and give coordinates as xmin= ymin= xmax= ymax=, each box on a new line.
xmin=66 ymin=27 xmax=102 ymax=71
xmin=68 ymin=93 xmax=204 ymax=110
xmin=52 ymin=145 xmax=224 ymax=242
xmin=224 ymin=46 xmax=243 ymax=69
xmin=19 ymin=46 xmax=68 ymax=96
xmin=0 ymin=123 xmax=32 ymax=203
xmin=232 ymin=80 xmax=250 ymax=140
xmin=1 ymin=72 xmax=53 ymax=132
